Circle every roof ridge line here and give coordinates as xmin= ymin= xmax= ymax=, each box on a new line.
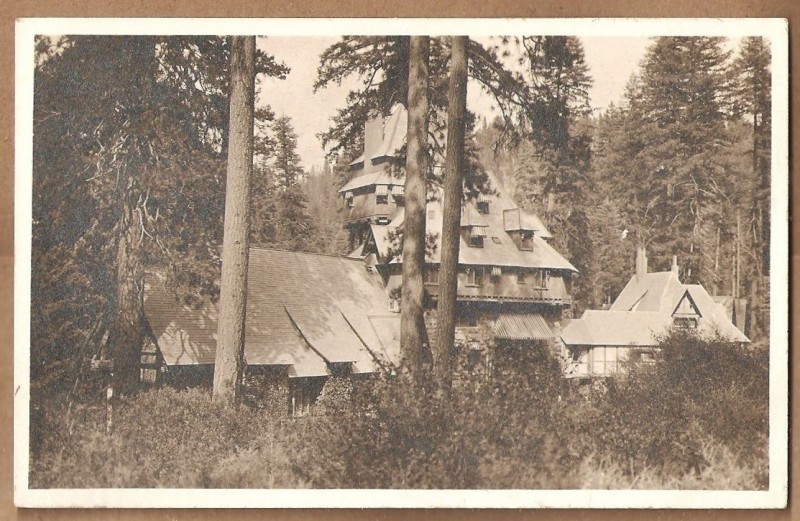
xmin=248 ymin=245 xmax=364 ymax=262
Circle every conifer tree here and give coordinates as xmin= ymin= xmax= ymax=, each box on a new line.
xmin=435 ymin=36 xmax=468 ymax=388
xmin=214 ymin=36 xmax=257 ymax=404
xmin=270 ymin=116 xmax=315 ymax=252
xmin=32 ymin=36 xmax=288 ymax=400
xmin=732 ymin=36 xmax=771 ymax=276
xmin=594 ymin=37 xmax=735 ymax=285
xmin=400 ymin=36 xmax=431 ymax=383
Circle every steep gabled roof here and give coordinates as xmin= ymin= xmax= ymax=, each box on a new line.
xmin=562 ymin=269 xmax=750 ymax=347
xmin=144 ymin=249 xmax=401 ymax=376
xmin=609 ymin=271 xmax=684 ymax=312
xmin=348 ymin=104 xmax=408 ymax=167
xmin=371 ymin=106 xmax=407 ymax=160
xmin=683 ymin=284 xmax=749 ymax=342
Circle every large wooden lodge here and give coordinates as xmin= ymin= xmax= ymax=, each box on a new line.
xmin=340 ymin=105 xmax=576 ymax=348
xmin=139 ymin=104 xmax=747 ymax=415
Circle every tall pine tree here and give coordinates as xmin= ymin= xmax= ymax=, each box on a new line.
xmin=270 ymin=116 xmax=315 ymax=252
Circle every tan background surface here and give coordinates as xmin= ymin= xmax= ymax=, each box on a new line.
xmin=1 ymin=1 xmax=795 ymax=519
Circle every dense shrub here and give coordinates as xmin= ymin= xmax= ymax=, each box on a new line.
xmin=30 ymin=387 xmax=297 ymax=488
xmin=281 ymin=345 xmax=573 ymax=489
xmin=30 ymin=332 xmax=769 ymax=490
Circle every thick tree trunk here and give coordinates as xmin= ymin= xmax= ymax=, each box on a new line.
xmin=214 ymin=36 xmax=256 ymax=404
xmin=435 ymin=36 xmax=468 ymax=388
xmin=111 ymin=174 xmax=145 ymax=397
xmin=109 ymin=38 xmax=158 ymax=398
xmin=400 ymin=36 xmax=431 ymax=383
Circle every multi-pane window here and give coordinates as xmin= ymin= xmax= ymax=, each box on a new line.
xmin=466 ymin=266 xmax=483 ymax=286
xmin=591 ymin=346 xmax=620 ymax=376
xmin=477 ymin=193 xmax=491 ymax=214
xmin=536 ymin=269 xmax=550 ymax=289
xmin=375 ymin=184 xmax=389 ymax=204
xmin=517 ymin=270 xmax=526 ymax=285
xmin=391 ymin=185 xmax=404 ymax=205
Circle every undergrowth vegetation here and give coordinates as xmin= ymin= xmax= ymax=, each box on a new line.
xmin=30 ymin=332 xmax=768 ymax=490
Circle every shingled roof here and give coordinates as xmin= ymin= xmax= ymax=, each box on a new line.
xmin=360 ymin=173 xmax=575 ymax=272
xmin=562 ymin=267 xmax=749 ymax=347
xmin=144 ymin=249 xmax=401 ymax=377
xmin=347 ymin=105 xmax=408 ymax=168
xmin=341 ymin=104 xmax=572 ymax=273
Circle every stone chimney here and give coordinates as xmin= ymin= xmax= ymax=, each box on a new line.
xmin=363 ymin=116 xmax=384 ymax=161
xmin=635 ymin=247 xmax=648 ymax=282
xmin=671 ymin=255 xmax=679 ymax=278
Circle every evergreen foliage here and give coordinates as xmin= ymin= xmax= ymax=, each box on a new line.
xmin=32 ymin=35 xmax=288 ymax=398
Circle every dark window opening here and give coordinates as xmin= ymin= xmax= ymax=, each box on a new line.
xmin=469 ymin=236 xmax=484 ymax=248
xmin=289 ymin=378 xmax=326 ymax=418
xmin=477 ymin=201 xmax=490 ymax=214
xmin=673 ymin=316 xmax=698 ymax=329
xmin=520 ymin=231 xmax=534 ymax=251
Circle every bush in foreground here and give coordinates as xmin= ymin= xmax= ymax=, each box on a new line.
xmin=30 ymin=387 xmax=303 ymax=488
xmin=30 ymin=332 xmax=769 ymax=490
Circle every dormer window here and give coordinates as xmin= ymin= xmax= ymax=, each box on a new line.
xmin=345 ymin=191 xmax=354 ymax=207
xmin=391 ymin=185 xmax=405 ymax=205
xmin=477 ymin=193 xmax=491 ymax=214
xmin=375 ymin=184 xmax=389 ymax=205
xmin=469 ymin=226 xmax=486 ymax=248
xmin=674 ymin=317 xmax=698 ymax=329
xmin=672 ymin=292 xmax=701 ymax=329
xmin=520 ymin=230 xmax=534 ymax=251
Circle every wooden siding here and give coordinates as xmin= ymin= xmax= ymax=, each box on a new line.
xmin=387 ymin=267 xmax=571 ymax=305
xmin=343 ymin=190 xmax=402 ymax=224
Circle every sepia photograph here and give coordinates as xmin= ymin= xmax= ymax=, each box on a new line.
xmin=13 ymin=18 xmax=788 ymax=508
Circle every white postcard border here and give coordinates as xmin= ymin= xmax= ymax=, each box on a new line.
xmin=13 ymin=17 xmax=790 ymax=509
